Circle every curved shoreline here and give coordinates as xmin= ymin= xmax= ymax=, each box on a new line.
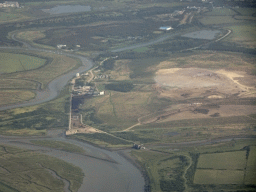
xmin=0 ymin=35 xmax=146 ymax=191
xmin=0 ymin=27 xmax=235 ymax=191
xmin=0 ymin=47 xmax=93 ymax=111
xmin=0 ymin=135 xmax=145 ymax=192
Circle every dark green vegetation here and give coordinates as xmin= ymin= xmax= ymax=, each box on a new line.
xmin=101 ymin=58 xmax=115 ymax=71
xmin=105 ymin=81 xmax=134 ymax=92
xmin=0 ymin=52 xmax=46 ymax=74
xmin=133 ymin=139 xmax=256 ymax=192
xmin=75 ymin=78 xmax=85 ymax=87
xmin=68 ymin=133 xmax=131 ymax=147
xmin=0 ymin=144 xmax=84 ymax=192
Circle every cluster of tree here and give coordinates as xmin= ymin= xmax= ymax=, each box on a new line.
xmin=160 ymin=179 xmax=185 ymax=192
xmin=75 ymin=78 xmax=85 ymax=87
xmin=75 ymin=133 xmax=130 ymax=145
xmin=186 ymin=153 xmax=199 ymax=185
xmin=81 ymin=108 xmax=102 ymax=125
xmin=158 ymin=155 xmax=189 ymax=192
xmin=105 ymin=81 xmax=134 ymax=92
xmin=101 ymin=58 xmax=115 ymax=71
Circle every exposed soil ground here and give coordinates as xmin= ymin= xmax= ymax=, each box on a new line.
xmin=154 ymin=68 xmax=256 ymax=100
xmin=120 ymin=67 xmax=256 ymax=127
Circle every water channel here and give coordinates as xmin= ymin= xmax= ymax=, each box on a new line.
xmin=0 ymin=135 xmax=145 ymax=192
xmin=0 ymin=27 xmax=233 ymax=191
xmin=0 ymin=36 xmax=145 ymax=191
xmin=42 ymin=5 xmax=91 ymax=15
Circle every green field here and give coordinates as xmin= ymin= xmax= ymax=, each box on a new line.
xmin=234 ymin=8 xmax=256 ymax=16
xmin=0 ymin=79 xmax=37 ymax=89
xmin=0 ymin=52 xmax=46 ymax=74
xmin=197 ymin=151 xmax=247 ymax=170
xmin=1 ymin=51 xmax=80 ymax=89
xmin=81 ymin=91 xmax=152 ymax=130
xmin=0 ymin=144 xmax=84 ymax=192
xmin=194 ymin=169 xmax=244 ymax=184
xmin=224 ymin=24 xmax=256 ymax=48
xmin=68 ymin=133 xmax=131 ymax=148
xmin=0 ymin=90 xmax=35 ymax=106
xmin=244 ymin=146 xmax=256 ymax=185
xmin=206 ymin=8 xmax=236 ymax=16
xmin=0 ymin=12 xmax=19 ymax=22
xmin=199 ymin=16 xmax=242 ymax=25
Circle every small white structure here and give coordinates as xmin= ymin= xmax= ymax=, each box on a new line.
xmin=76 ymin=45 xmax=81 ymax=48
xmin=99 ymin=91 xmax=105 ymax=96
xmin=0 ymin=1 xmax=19 ymax=8
xmin=57 ymin=44 xmax=66 ymax=49
xmin=159 ymin=26 xmax=173 ymax=31
xmin=76 ymin=73 xmax=80 ymax=77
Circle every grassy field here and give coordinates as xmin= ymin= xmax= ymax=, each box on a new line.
xmin=16 ymin=30 xmax=46 ymax=42
xmin=15 ymin=30 xmax=55 ymax=50
xmin=30 ymin=140 xmax=87 ymax=155
xmin=194 ymin=169 xmax=244 ymax=184
xmin=205 ymin=8 xmax=236 ymax=16
xmin=0 ymin=90 xmax=35 ymax=106
xmin=81 ymin=91 xmax=152 ymax=130
xmin=0 ymin=52 xmax=46 ymax=74
xmin=154 ymin=51 xmax=255 ymax=71
xmin=0 ymin=144 xmax=84 ymax=192
xmin=1 ymin=51 xmax=80 ymax=89
xmin=197 ymin=151 xmax=247 ymax=170
xmin=224 ymin=24 xmax=256 ymax=48
xmin=0 ymin=86 xmax=70 ymax=135
xmin=244 ymin=146 xmax=256 ymax=185
xmin=68 ymin=133 xmax=131 ymax=148
xmin=0 ymin=79 xmax=37 ymax=89
xmin=234 ymin=8 xmax=256 ymax=16
xmin=0 ymin=6 xmax=30 ymax=24
xmin=0 ymin=12 xmax=19 ymax=22
xmin=193 ymin=147 xmax=256 ymax=185
xmin=199 ymin=16 xmax=242 ymax=25
xmin=136 ymin=116 xmax=256 ymax=130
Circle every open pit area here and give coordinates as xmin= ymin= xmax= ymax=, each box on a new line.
xmin=154 ymin=67 xmax=256 ymax=100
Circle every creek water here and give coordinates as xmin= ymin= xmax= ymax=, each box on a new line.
xmin=0 ymin=35 xmax=145 ymax=191
xmin=42 ymin=5 xmax=91 ymax=15
xmin=0 ymin=135 xmax=145 ymax=192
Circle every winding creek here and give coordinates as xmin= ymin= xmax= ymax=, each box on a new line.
xmin=0 ymin=134 xmax=145 ymax=192
xmin=0 ymin=28 xmax=235 ymax=191
xmin=0 ymin=36 xmax=145 ymax=191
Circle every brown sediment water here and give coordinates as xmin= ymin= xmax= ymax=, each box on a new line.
xmin=0 ymin=135 xmax=145 ymax=192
